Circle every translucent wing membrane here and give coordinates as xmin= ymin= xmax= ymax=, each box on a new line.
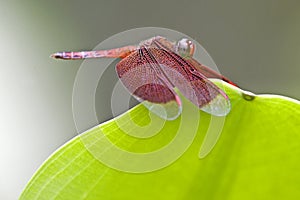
xmin=116 ymin=49 xmax=182 ymax=120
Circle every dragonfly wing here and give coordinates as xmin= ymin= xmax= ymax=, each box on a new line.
xmin=116 ymin=50 xmax=182 ymax=120
xmin=160 ymin=63 xmax=230 ymax=116
xmin=147 ymin=43 xmax=230 ymax=116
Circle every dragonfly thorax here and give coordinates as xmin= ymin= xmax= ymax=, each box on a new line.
xmin=176 ymin=38 xmax=195 ymax=58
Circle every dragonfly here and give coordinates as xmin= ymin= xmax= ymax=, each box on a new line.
xmin=51 ymin=36 xmax=236 ymax=120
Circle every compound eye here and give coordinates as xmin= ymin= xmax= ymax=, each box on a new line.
xmin=176 ymin=38 xmax=195 ymax=57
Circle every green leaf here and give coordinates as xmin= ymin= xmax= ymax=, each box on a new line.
xmin=20 ymin=80 xmax=300 ymax=200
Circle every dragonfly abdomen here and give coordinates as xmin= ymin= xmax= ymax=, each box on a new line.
xmin=51 ymin=46 xmax=137 ymax=60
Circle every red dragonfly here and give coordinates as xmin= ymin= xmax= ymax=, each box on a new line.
xmin=51 ymin=36 xmax=236 ymax=120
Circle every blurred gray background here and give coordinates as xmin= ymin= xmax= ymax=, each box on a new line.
xmin=0 ymin=0 xmax=299 ymax=199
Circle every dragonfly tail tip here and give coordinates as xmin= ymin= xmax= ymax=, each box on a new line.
xmin=50 ymin=52 xmax=63 ymax=60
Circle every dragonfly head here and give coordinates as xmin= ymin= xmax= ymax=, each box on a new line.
xmin=176 ymin=38 xmax=195 ymax=58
